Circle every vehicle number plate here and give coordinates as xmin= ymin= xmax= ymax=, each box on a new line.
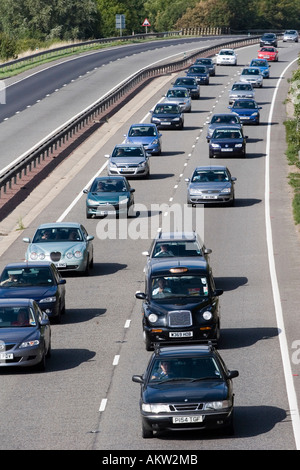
xmin=161 ymin=122 xmax=171 ymax=125
xmin=172 ymin=416 xmax=203 ymax=424
xmin=203 ymin=195 xmax=218 ymax=199
xmin=56 ymin=263 xmax=66 ymax=268
xmin=100 ymin=211 xmax=115 ymax=215
xmin=0 ymin=353 xmax=13 ymax=360
xmin=169 ymin=331 xmax=193 ymax=338
xmin=221 ymin=148 xmax=233 ymax=151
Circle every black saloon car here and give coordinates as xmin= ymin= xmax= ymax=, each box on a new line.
xmin=0 ymin=262 xmax=66 ymax=323
xmin=260 ymin=32 xmax=277 ymax=47
xmin=185 ymin=65 xmax=210 ymax=85
xmin=150 ymin=103 xmax=184 ymax=129
xmin=132 ymin=344 xmax=239 ymax=438
xmin=0 ymin=298 xmax=51 ymax=371
xmin=209 ymin=125 xmax=247 ymax=158
xmin=135 ymin=259 xmax=223 ymax=351
xmin=172 ymin=77 xmax=200 ymax=99
xmin=194 ymin=57 xmax=216 ymax=76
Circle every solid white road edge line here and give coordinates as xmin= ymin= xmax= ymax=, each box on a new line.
xmin=266 ymin=57 xmax=300 ymax=449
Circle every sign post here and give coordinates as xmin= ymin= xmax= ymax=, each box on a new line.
xmin=142 ymin=18 xmax=151 ymax=34
xmin=116 ymin=14 xmax=126 ymax=36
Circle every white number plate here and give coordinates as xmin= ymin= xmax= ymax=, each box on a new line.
xmin=100 ymin=211 xmax=115 ymax=215
xmin=172 ymin=416 xmax=203 ymax=424
xmin=203 ymin=195 xmax=218 ymax=199
xmin=161 ymin=122 xmax=171 ymax=125
xmin=56 ymin=263 xmax=66 ymax=268
xmin=169 ymin=331 xmax=193 ymax=338
xmin=0 ymin=353 xmax=13 ymax=360
xmin=221 ymin=148 xmax=233 ymax=151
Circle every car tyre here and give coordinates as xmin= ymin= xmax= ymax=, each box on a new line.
xmin=142 ymin=421 xmax=153 ymax=439
xmin=84 ymin=256 xmax=90 ymax=276
xmin=35 ymin=349 xmax=46 ymax=372
xmin=144 ymin=331 xmax=153 ymax=351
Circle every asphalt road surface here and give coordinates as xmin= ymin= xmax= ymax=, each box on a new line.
xmin=0 ymin=37 xmax=300 ymax=452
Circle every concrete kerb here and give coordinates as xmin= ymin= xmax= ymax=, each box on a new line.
xmin=0 ymin=73 xmax=176 ymax=256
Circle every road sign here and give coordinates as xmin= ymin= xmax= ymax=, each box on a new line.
xmin=142 ymin=18 xmax=151 ymax=27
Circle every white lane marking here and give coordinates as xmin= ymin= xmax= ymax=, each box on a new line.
xmin=99 ymin=398 xmax=107 ymax=412
xmin=113 ymin=355 xmax=120 ymax=366
xmin=266 ymin=57 xmax=300 ymax=449
xmin=124 ymin=319 xmax=131 ymax=328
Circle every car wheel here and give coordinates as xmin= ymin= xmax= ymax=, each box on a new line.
xmin=35 ymin=349 xmax=46 ymax=372
xmin=224 ymin=412 xmax=235 ymax=436
xmin=84 ymin=256 xmax=90 ymax=276
xmin=143 ymin=331 xmax=153 ymax=351
xmin=46 ymin=337 xmax=52 ymax=358
xmin=142 ymin=421 xmax=153 ymax=439
xmin=86 ymin=212 xmax=92 ymax=219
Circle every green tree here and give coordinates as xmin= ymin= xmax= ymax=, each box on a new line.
xmin=144 ymin=0 xmax=197 ymax=31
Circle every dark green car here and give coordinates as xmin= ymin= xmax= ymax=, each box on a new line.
xmin=84 ymin=176 xmax=135 ymax=218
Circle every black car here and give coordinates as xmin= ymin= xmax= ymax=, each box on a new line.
xmin=0 ymin=298 xmax=51 ymax=371
xmin=209 ymin=125 xmax=247 ymax=158
xmin=194 ymin=57 xmax=216 ymax=76
xmin=132 ymin=344 xmax=239 ymax=438
xmin=172 ymin=77 xmax=200 ymax=99
xmin=260 ymin=33 xmax=277 ymax=47
xmin=150 ymin=103 xmax=184 ymax=129
xmin=135 ymin=259 xmax=223 ymax=351
xmin=0 ymin=262 xmax=66 ymax=323
xmin=185 ymin=65 xmax=210 ymax=85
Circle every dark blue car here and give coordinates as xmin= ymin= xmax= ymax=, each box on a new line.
xmin=0 ymin=262 xmax=66 ymax=323
xmin=185 ymin=65 xmax=210 ymax=85
xmin=228 ymin=98 xmax=262 ymax=125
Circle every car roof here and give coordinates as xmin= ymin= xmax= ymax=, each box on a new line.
xmin=36 ymin=222 xmax=81 ymax=229
xmin=212 ymin=125 xmax=242 ymax=131
xmin=114 ymin=143 xmax=144 ymax=148
xmin=194 ymin=165 xmax=228 ymax=171
xmin=233 ymin=98 xmax=256 ymax=102
xmin=155 ymin=231 xmax=197 ymax=241
xmin=0 ymin=298 xmax=34 ymax=307
xmin=154 ymin=344 xmax=214 ymax=358
xmin=149 ymin=258 xmax=208 ymax=276
xmin=129 ymin=123 xmax=157 ymax=127
xmin=2 ymin=262 xmax=54 ymax=269
xmin=93 ymin=175 xmax=127 ymax=181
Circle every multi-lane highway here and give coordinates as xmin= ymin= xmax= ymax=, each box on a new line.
xmin=0 ymin=37 xmax=300 ymax=451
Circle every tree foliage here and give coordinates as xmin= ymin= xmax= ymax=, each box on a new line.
xmin=0 ymin=0 xmax=300 ymax=61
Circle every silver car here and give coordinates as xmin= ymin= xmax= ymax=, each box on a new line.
xmin=106 ymin=143 xmax=150 ymax=178
xmin=186 ymin=165 xmax=237 ymax=206
xmin=162 ymin=87 xmax=192 ymax=112
xmin=229 ymin=82 xmax=255 ymax=105
xmin=283 ymin=30 xmax=299 ymax=42
xmin=239 ymin=67 xmax=263 ymax=87
xmin=23 ymin=222 xmax=94 ymax=275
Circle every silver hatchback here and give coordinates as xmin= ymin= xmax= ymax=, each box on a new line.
xmin=106 ymin=143 xmax=150 ymax=178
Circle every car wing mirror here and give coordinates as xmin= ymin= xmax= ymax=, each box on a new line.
xmin=22 ymin=237 xmax=31 ymax=243
xmin=185 ymin=178 xmax=190 ymax=182
xmin=135 ymin=291 xmax=147 ymax=300
xmin=227 ymin=370 xmax=239 ymax=379
xmin=204 ymin=248 xmax=212 ymax=254
xmin=83 ymin=189 xmax=88 ymax=194
xmin=132 ymin=375 xmax=144 ymax=384
xmin=214 ymin=289 xmax=223 ymax=296
xmin=130 ymin=188 xmax=135 ymax=193
xmin=87 ymin=235 xmax=94 ymax=241
xmin=142 ymin=251 xmax=149 ymax=256
xmin=59 ymin=279 xmax=66 ymax=285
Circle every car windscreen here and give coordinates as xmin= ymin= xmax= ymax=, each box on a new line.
xmin=232 ymin=101 xmax=256 ymax=109
xmin=154 ymin=105 xmax=179 ymax=114
xmin=242 ymin=69 xmax=260 ymax=75
xmin=90 ymin=179 xmax=126 ymax=192
xmin=191 ymin=170 xmax=229 ymax=183
xmin=0 ymin=306 xmax=36 ymax=327
xmin=212 ymin=129 xmax=242 ymax=139
xmin=112 ymin=147 xmax=144 ymax=157
xmin=149 ymin=357 xmax=222 ymax=382
xmin=0 ymin=267 xmax=54 ymax=287
xmin=188 ymin=66 xmax=206 ymax=73
xmin=33 ymin=228 xmax=83 ymax=242
xmin=211 ymin=115 xmax=239 ymax=124
xmin=150 ymin=275 xmax=209 ymax=300
xmin=129 ymin=126 xmax=156 ymax=137
xmin=152 ymin=241 xmax=202 ymax=258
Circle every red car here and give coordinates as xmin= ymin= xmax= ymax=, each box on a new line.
xmin=257 ymin=46 xmax=278 ymax=61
